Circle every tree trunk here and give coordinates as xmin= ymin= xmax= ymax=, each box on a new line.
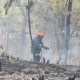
xmin=62 ymin=0 xmax=73 ymax=64
xmin=18 ymin=0 xmax=27 ymax=56
xmin=28 ymin=0 xmax=33 ymax=45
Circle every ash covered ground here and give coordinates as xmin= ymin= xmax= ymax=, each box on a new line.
xmin=0 ymin=58 xmax=80 ymax=80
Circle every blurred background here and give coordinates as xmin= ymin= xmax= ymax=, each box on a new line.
xmin=0 ymin=0 xmax=80 ymax=65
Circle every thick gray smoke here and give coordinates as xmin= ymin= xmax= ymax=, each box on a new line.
xmin=0 ymin=0 xmax=80 ymax=66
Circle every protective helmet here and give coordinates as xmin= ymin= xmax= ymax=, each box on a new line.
xmin=35 ymin=32 xmax=45 ymax=37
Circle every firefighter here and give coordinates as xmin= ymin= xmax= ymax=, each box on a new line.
xmin=0 ymin=46 xmax=5 ymax=57
xmin=31 ymin=32 xmax=49 ymax=63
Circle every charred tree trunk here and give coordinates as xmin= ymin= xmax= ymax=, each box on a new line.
xmin=62 ymin=0 xmax=73 ymax=64
xmin=28 ymin=0 xmax=33 ymax=45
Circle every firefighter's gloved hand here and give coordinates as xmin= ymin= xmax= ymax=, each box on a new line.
xmin=44 ymin=46 xmax=49 ymax=50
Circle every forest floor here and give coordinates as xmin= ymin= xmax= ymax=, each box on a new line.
xmin=0 ymin=58 xmax=80 ymax=80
